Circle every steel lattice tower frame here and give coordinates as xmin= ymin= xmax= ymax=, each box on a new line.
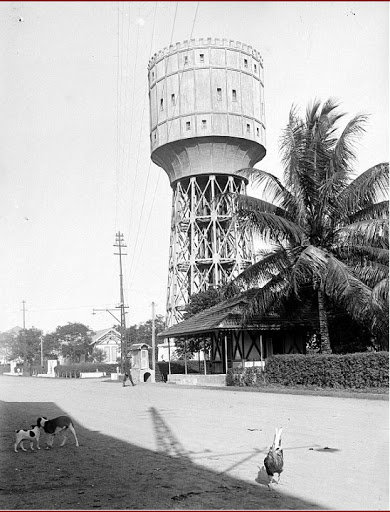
xmin=148 ymin=38 xmax=266 ymax=326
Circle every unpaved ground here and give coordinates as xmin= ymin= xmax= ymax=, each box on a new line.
xmin=0 ymin=376 xmax=388 ymax=510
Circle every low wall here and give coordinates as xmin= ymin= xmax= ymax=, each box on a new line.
xmin=80 ymin=372 xmax=106 ymax=379
xmin=167 ymin=374 xmax=226 ymax=387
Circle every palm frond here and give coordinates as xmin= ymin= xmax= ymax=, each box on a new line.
xmin=338 ymin=162 xmax=389 ymax=214
xmin=280 ymin=107 xmax=316 ymax=221
xmin=333 ymin=114 xmax=368 ymax=172
xmin=238 ymin=209 xmax=307 ymax=246
xmin=317 ymin=98 xmax=346 ymax=140
xmin=371 ymin=277 xmax=389 ymax=309
xmin=305 ymin=98 xmax=323 ymax=131
xmin=349 ymin=261 xmax=389 ymax=288
xmin=240 ymin=274 xmax=293 ymax=323
xmin=237 ymin=168 xmax=296 ymax=209
xmin=228 ymin=246 xmax=298 ymax=290
xmin=347 ymin=200 xmax=389 ymax=223
xmin=289 ymin=245 xmax=330 ymax=294
xmin=324 ymin=256 xmax=373 ymax=325
xmin=370 ymin=277 xmax=389 ymax=336
xmin=335 ymin=218 xmax=389 ymax=248
xmin=236 ymin=194 xmax=290 ymax=219
xmin=337 ymin=245 xmax=389 ymax=265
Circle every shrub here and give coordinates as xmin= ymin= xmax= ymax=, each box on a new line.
xmin=226 ymin=352 xmax=389 ymax=389
xmin=226 ymin=366 xmax=266 ymax=387
xmin=0 ymin=364 xmax=10 ymax=374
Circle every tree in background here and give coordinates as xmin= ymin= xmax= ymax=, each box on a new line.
xmin=49 ymin=322 xmax=94 ymax=363
xmin=0 ymin=328 xmax=20 ymax=363
xmin=125 ymin=315 xmax=165 ymax=348
xmin=41 ymin=331 xmax=62 ymax=360
xmin=231 ymin=99 xmax=388 ymax=353
xmin=10 ymin=328 xmax=43 ymax=364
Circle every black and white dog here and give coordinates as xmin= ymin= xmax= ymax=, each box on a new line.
xmin=37 ymin=416 xmax=79 ymax=448
xmin=14 ymin=425 xmax=41 ymax=453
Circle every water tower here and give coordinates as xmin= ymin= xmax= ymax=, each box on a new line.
xmin=148 ymin=38 xmax=266 ymax=326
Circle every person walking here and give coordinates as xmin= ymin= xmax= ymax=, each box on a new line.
xmin=122 ymin=356 xmax=135 ymax=387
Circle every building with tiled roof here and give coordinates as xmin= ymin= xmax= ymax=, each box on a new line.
xmin=158 ymin=289 xmax=310 ymax=374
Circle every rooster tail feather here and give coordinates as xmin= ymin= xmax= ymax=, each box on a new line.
xmin=274 ymin=427 xmax=283 ymax=449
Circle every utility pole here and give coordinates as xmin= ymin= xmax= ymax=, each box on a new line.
xmin=151 ymin=302 xmax=156 ymax=372
xmin=21 ymin=300 xmax=26 ymax=329
xmin=113 ymin=232 xmax=128 ymax=373
xmin=40 ymin=336 xmax=44 ymax=368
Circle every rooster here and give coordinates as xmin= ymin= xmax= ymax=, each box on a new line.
xmin=263 ymin=427 xmax=284 ymax=483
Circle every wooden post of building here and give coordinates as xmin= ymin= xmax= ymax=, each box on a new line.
xmin=224 ymin=334 xmax=228 ymax=374
xmin=168 ymin=338 xmax=171 ymax=376
xmin=260 ymin=334 xmax=263 ymax=361
xmin=184 ymin=339 xmax=188 ymax=374
xmin=203 ymin=339 xmax=207 ymax=375
xmin=241 ymin=331 xmax=245 ymax=369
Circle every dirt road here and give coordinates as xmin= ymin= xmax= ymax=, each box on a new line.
xmin=0 ymin=376 xmax=388 ymax=510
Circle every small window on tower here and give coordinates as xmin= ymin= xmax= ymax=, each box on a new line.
xmin=217 ymin=88 xmax=222 ymax=101
xmin=246 ymin=123 xmax=250 ymax=133
xmin=202 ymin=119 xmax=207 ymax=129
xmin=171 ymin=93 xmax=176 ymax=106
xmin=184 ymin=55 xmax=189 ymax=65
xmin=160 ymin=98 xmax=164 ymax=111
xmin=244 ymin=58 xmax=248 ymax=68
xmin=154 ymin=132 xmax=157 ymax=140
xmin=232 ymin=89 xmax=237 ymax=101
xmin=256 ymin=127 xmax=260 ymax=137
xmin=186 ymin=121 xmax=191 ymax=130
xmin=254 ymin=64 xmax=257 ymax=73
xmin=199 ymin=53 xmax=204 ymax=63
xmin=151 ymin=71 xmax=155 ymax=80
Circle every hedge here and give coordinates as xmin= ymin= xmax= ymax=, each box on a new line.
xmin=0 ymin=364 xmax=10 ymax=374
xmin=55 ymin=363 xmax=119 ymax=378
xmin=226 ymin=352 xmax=389 ymax=389
xmin=55 ymin=361 xmax=206 ymax=380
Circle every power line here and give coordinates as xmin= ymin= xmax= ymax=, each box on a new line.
xmin=128 ymin=2 xmax=200 ymax=287
xmin=114 ymin=1 xmax=121 ymax=231
xmin=127 ymin=3 xmax=178 ymax=284
xmin=125 ymin=3 xmax=157 ymax=244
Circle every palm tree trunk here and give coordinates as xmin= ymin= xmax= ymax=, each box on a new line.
xmin=317 ymin=289 xmax=332 ymax=354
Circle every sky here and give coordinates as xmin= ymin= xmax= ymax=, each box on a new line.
xmin=0 ymin=1 xmax=388 ymax=334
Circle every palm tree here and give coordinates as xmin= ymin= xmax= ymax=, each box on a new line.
xmin=230 ymin=99 xmax=388 ymax=353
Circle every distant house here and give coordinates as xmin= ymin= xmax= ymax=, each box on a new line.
xmin=90 ymin=328 xmax=121 ymax=363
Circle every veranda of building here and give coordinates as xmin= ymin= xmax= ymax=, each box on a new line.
xmin=158 ymin=290 xmax=310 ymax=375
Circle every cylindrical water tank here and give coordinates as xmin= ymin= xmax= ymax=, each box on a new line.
xmin=148 ymin=38 xmax=266 ymax=184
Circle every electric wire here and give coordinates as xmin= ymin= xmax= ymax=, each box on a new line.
xmin=125 ymin=4 xmax=142 ymax=231
xmin=114 ymin=1 xmax=121 ymax=232
xmin=118 ymin=2 xmax=133 ymax=202
xmin=126 ymin=2 xmax=178 ymax=285
xmin=128 ymin=3 xmax=200 ymax=288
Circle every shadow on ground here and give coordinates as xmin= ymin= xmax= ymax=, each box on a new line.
xmin=0 ymin=400 xmax=323 ymax=510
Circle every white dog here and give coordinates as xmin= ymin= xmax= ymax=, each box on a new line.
xmin=14 ymin=425 xmax=41 ymax=453
xmin=37 ymin=415 xmax=79 ymax=448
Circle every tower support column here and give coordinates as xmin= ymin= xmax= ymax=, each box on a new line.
xmin=166 ymin=174 xmax=252 ymax=326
